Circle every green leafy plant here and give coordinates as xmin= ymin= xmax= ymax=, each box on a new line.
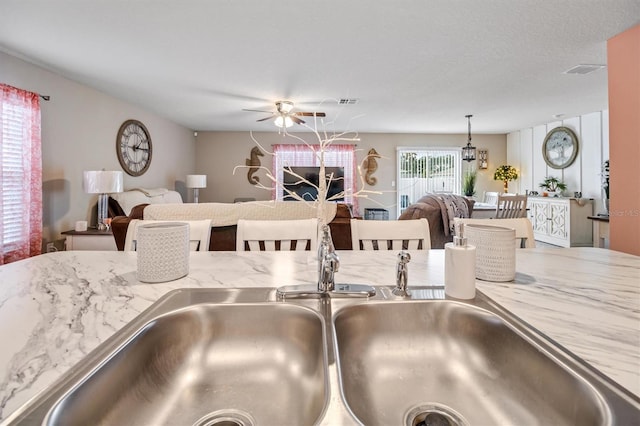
xmin=539 ymin=176 xmax=567 ymax=192
xmin=462 ymin=170 xmax=477 ymax=197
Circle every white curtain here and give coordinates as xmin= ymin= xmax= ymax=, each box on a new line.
xmin=273 ymin=144 xmax=358 ymax=212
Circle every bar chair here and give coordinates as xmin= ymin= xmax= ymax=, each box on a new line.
xmin=453 ymin=217 xmax=536 ymax=248
xmin=350 ymin=218 xmax=431 ymax=250
xmin=124 ymin=219 xmax=212 ymax=251
xmin=236 ymin=218 xmax=319 ymax=251
xmin=495 ymin=194 xmax=528 ymax=219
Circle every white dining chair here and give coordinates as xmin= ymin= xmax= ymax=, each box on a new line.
xmin=483 ymin=191 xmax=500 ymax=205
xmin=124 ymin=219 xmax=212 ymax=251
xmin=236 ymin=218 xmax=319 ymax=251
xmin=495 ymin=194 xmax=528 ymax=219
xmin=350 ymin=218 xmax=431 ymax=251
xmin=453 ymin=217 xmax=536 ymax=248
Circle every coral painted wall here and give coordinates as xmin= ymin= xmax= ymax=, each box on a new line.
xmin=607 ymin=24 xmax=640 ymax=255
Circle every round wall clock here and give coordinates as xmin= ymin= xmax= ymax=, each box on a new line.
xmin=116 ymin=119 xmax=152 ymax=176
xmin=542 ymin=126 xmax=579 ymax=169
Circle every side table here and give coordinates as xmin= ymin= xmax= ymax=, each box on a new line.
xmin=587 ymin=215 xmax=610 ymax=248
xmin=62 ymin=229 xmax=117 ymax=251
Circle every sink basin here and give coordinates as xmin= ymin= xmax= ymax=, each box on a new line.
xmin=7 ymin=287 xmax=639 ymax=426
xmin=10 ymin=289 xmax=328 ymax=426
xmin=333 ymin=297 xmax=640 ymax=426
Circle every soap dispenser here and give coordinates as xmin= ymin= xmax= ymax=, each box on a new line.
xmin=445 ymin=223 xmax=476 ymax=299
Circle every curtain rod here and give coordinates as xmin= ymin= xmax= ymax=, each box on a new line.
xmin=39 ymin=94 xmax=50 ymax=101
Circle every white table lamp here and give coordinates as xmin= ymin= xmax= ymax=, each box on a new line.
xmin=83 ymin=170 xmax=124 ymax=230
xmin=186 ymin=174 xmax=207 ymax=203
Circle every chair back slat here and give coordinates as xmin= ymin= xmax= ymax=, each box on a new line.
xmin=495 ymin=194 xmax=528 ymax=219
xmin=483 ymin=191 xmax=499 ymax=205
xmin=351 ymin=219 xmax=431 ymax=251
xmin=236 ymin=218 xmax=319 ymax=252
xmin=124 ymin=219 xmax=212 ymax=252
xmin=453 ymin=217 xmax=536 ymax=248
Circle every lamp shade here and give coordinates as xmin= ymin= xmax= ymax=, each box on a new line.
xmin=83 ymin=171 xmax=124 ymax=194
xmin=274 ymin=115 xmax=293 ymax=128
xmin=186 ymin=174 xmax=207 ymax=188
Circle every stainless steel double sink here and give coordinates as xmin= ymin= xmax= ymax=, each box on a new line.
xmin=5 ymin=287 xmax=640 ymax=425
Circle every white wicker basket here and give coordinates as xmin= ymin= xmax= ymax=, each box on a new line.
xmin=464 ymin=224 xmax=516 ymax=282
xmin=136 ymin=222 xmax=190 ymax=283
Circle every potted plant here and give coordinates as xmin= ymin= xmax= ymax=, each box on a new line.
xmin=462 ymin=169 xmax=477 ymax=197
xmin=493 ymin=165 xmax=518 ymax=193
xmin=539 ymin=176 xmax=567 ymax=197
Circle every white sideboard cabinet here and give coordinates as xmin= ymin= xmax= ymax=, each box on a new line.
xmin=528 ymin=197 xmax=594 ymax=247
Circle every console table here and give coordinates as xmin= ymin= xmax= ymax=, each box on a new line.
xmin=528 ymin=197 xmax=593 ymax=247
xmin=61 ymin=229 xmax=117 ymax=251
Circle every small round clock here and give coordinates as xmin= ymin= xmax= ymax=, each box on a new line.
xmin=542 ymin=126 xmax=579 ymax=169
xmin=116 ymin=119 xmax=152 ymax=176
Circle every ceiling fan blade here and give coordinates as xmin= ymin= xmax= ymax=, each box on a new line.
xmin=291 ymin=115 xmax=305 ymax=125
xmin=295 ymin=112 xmax=326 ymax=117
xmin=243 ymin=108 xmax=274 ymax=114
xmin=256 ymin=115 xmax=276 ymax=122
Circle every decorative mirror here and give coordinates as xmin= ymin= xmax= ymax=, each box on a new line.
xmin=542 ymin=126 xmax=579 ymax=169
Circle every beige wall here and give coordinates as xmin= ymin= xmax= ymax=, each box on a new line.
xmin=195 ymin=131 xmax=507 ymax=218
xmin=608 ymin=24 xmax=640 ymax=256
xmin=0 ymin=51 xmax=196 ymax=248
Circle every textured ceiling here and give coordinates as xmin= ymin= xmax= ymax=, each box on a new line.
xmin=1 ymin=1 xmax=639 ymax=134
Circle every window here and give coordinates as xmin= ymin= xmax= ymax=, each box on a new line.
xmin=396 ymin=147 xmax=462 ymax=216
xmin=273 ymin=144 xmax=358 ymax=211
xmin=1 ymin=84 xmax=42 ymax=264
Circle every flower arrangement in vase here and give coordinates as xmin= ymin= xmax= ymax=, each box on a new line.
xmin=538 ymin=176 xmax=567 ymax=197
xmin=493 ymin=165 xmax=518 ymax=193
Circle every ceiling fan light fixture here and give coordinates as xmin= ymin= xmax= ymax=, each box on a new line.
xmin=276 ymin=101 xmax=294 ymax=114
xmin=274 ymin=115 xmax=293 ymax=128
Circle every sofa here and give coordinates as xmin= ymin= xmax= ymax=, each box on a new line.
xmin=109 ymin=189 xmax=473 ymax=251
xmin=108 ymin=188 xmax=183 ymax=217
xmin=111 ymin=198 xmax=356 ymax=251
xmin=398 ymin=194 xmax=475 ymax=248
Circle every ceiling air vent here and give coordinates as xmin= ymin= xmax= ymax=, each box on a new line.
xmin=339 ymin=98 xmax=359 ymax=105
xmin=563 ymin=64 xmax=606 ymax=75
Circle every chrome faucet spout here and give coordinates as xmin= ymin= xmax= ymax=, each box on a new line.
xmin=319 ymin=251 xmax=340 ymax=292
xmin=317 ymin=224 xmax=339 ymax=292
xmin=277 ymin=224 xmax=374 ymax=299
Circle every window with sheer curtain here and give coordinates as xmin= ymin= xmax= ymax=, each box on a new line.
xmin=272 ymin=144 xmax=358 ymax=212
xmin=1 ymin=84 xmax=42 ymax=264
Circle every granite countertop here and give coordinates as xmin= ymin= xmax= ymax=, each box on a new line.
xmin=0 ymin=248 xmax=638 ymax=423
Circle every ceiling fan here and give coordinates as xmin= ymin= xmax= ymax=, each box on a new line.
xmin=243 ymin=101 xmax=326 ymax=128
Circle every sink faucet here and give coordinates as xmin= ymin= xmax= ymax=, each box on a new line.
xmin=393 ymin=251 xmax=411 ymax=296
xmin=318 ymin=225 xmax=339 ymax=292
xmin=275 ymin=224 xmax=375 ymax=299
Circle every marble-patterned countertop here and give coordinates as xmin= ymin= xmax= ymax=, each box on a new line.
xmin=0 ymin=248 xmax=638 ymax=423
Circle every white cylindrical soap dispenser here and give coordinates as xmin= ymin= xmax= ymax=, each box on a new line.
xmin=445 ymin=223 xmax=476 ymax=299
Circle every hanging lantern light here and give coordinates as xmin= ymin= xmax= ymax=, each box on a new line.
xmin=462 ymin=114 xmax=476 ymax=162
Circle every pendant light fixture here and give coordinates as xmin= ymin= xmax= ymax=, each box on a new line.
xmin=462 ymin=114 xmax=476 ymax=162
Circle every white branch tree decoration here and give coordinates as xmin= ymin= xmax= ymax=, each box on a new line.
xmin=233 ymin=113 xmax=384 ymax=225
